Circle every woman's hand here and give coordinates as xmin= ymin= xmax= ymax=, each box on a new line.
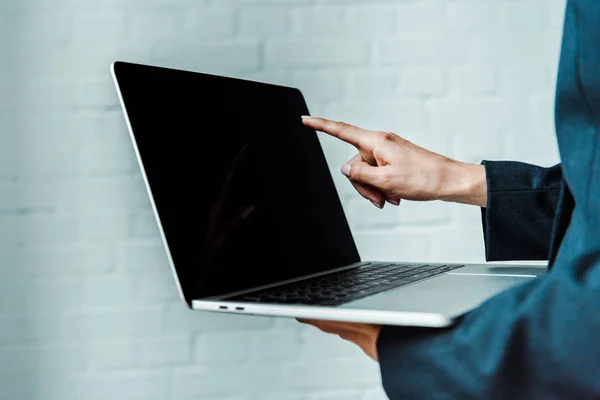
xmin=302 ymin=116 xmax=487 ymax=208
xmin=297 ymin=319 xmax=382 ymax=362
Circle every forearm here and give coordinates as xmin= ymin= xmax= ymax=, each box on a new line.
xmin=437 ymin=160 xmax=487 ymax=207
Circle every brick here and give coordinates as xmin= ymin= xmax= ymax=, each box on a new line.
xmin=347 ymin=198 xmax=401 ymax=230
xmin=239 ymin=6 xmax=290 ymax=37
xmin=128 ymin=209 xmax=160 ymax=239
xmin=18 ymin=12 xmax=73 ymax=46
xmin=91 ymin=340 xmax=136 ymax=369
xmin=195 ymin=331 xmax=251 ymax=364
xmin=13 ymin=148 xmax=79 ymax=181
xmin=79 ymin=309 xmax=163 ymax=341
xmin=152 ymin=42 xmax=261 ymax=74
xmin=0 ymin=344 xmax=88 ymax=375
xmin=450 ymin=67 xmax=498 ymax=96
xmin=0 ymin=215 xmax=78 ymax=246
xmin=397 ymin=200 xmax=450 ymax=226
xmin=351 ymin=72 xmax=398 ymax=99
xmin=265 ymin=40 xmax=369 ymax=67
xmin=311 ymin=391 xmax=361 ymax=400
xmin=282 ymin=360 xmax=381 ymax=390
xmin=397 ymin=2 xmax=447 ymax=32
xmin=550 ymin=0 xmax=568 ymax=27
xmin=430 ymin=227 xmax=486 ymax=263
xmin=25 ymin=277 xmax=84 ymax=314
xmin=361 ymin=388 xmax=389 ymax=400
xmin=325 ymin=101 xmax=427 ymax=134
xmin=500 ymin=1 xmax=549 ymax=31
xmin=293 ymin=7 xmax=344 ymax=36
xmin=80 ymin=211 xmax=131 ymax=241
xmin=82 ymin=276 xmax=134 ymax=309
xmin=399 ymin=68 xmax=446 ymax=97
xmin=184 ymin=8 xmax=236 ymax=38
xmin=352 ymin=231 xmax=434 ymax=263
xmin=448 ymin=1 xmax=502 ymax=30
xmin=117 ymin=242 xmax=170 ymax=272
xmin=379 ymin=35 xmax=475 ymax=66
xmin=499 ymin=66 xmax=553 ymax=96
xmin=129 ymin=10 xmax=187 ymax=41
xmin=294 ymin=6 xmax=395 ymax=37
xmin=478 ymin=32 xmax=563 ymax=66
xmin=345 ymin=6 xmax=396 ymax=36
xmin=173 ymin=365 xmax=277 ymax=397
xmin=444 ymin=201 xmax=483 ymax=226
xmin=18 ymin=244 xmax=113 ymax=276
xmin=72 ymin=14 xmax=128 ymax=45
xmin=80 ymin=144 xmax=137 ymax=177
xmin=507 ymin=127 xmax=561 ymax=168
xmin=451 ymin=127 xmax=507 ymax=164
xmin=134 ymin=270 xmax=180 ymax=306
xmin=293 ymin=70 xmax=346 ymax=102
xmin=250 ymin=329 xmax=302 ymax=361
xmin=74 ymin=79 xmax=123 ymax=111
xmin=72 ymin=371 xmax=169 ymax=400
xmin=0 ymin=181 xmax=56 ymax=213
xmin=61 ymin=176 xmax=151 ymax=210
xmin=428 ymin=98 xmax=528 ymax=132
xmin=136 ymin=335 xmax=191 ymax=366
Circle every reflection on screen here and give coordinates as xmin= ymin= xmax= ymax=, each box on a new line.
xmin=114 ymin=62 xmax=360 ymax=301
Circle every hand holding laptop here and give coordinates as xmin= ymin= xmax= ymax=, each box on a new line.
xmin=301 ymin=116 xmax=488 ymax=209
xmin=298 ymin=318 xmax=382 ymax=361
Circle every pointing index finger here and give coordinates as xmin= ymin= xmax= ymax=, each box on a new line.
xmin=302 ymin=116 xmax=371 ymax=149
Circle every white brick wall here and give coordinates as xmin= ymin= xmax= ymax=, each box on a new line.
xmin=0 ymin=0 xmax=565 ymax=398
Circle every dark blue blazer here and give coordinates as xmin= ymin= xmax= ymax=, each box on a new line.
xmin=377 ymin=1 xmax=600 ymax=398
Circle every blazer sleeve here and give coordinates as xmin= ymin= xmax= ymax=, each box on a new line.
xmin=377 ymin=248 xmax=600 ymax=399
xmin=480 ymin=161 xmax=562 ymax=261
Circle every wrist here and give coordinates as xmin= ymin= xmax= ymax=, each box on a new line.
xmin=438 ymin=160 xmax=487 ymax=207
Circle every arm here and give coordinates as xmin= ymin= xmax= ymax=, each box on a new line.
xmin=436 ymin=160 xmax=562 ymax=261
xmin=301 ymin=116 xmax=562 ymax=262
xmin=377 ymin=245 xmax=600 ymax=399
xmin=479 ymin=161 xmax=562 ymax=261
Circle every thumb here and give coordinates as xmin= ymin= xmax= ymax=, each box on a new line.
xmin=341 ymin=162 xmax=382 ymax=188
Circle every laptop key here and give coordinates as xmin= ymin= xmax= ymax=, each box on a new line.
xmin=231 ymin=263 xmax=458 ymax=306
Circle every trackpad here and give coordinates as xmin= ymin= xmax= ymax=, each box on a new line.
xmin=343 ymin=273 xmax=535 ymax=317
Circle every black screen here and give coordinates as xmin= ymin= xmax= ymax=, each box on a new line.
xmin=113 ymin=61 xmax=361 ymax=303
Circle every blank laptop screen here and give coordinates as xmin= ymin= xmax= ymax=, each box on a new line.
xmin=113 ymin=62 xmax=360 ymax=302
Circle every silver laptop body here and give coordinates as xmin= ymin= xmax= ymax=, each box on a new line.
xmin=111 ymin=61 xmax=546 ymax=328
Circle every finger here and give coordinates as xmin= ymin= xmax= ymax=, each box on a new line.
xmin=341 ymin=161 xmax=384 ymax=188
xmin=342 ymin=154 xmax=384 ymax=207
xmin=302 ymin=116 xmax=374 ymax=149
xmin=352 ymin=181 xmax=385 ymax=208
xmin=386 ymin=195 xmax=401 ymax=206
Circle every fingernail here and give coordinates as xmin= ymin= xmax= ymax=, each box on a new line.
xmin=301 ymin=115 xmax=314 ymax=119
xmin=370 ymin=200 xmax=383 ymax=209
xmin=388 ymin=198 xmax=400 ymax=206
xmin=341 ymin=163 xmax=351 ymax=177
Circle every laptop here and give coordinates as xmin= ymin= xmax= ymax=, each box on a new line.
xmin=111 ymin=61 xmax=546 ymax=327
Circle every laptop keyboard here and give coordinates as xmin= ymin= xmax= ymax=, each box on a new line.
xmin=231 ymin=262 xmax=464 ymax=306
